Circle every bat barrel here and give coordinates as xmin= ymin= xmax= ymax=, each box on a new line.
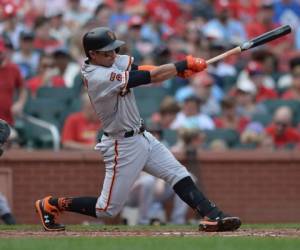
xmin=240 ymin=25 xmax=292 ymax=51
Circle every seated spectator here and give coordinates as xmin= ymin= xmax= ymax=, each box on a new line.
xmin=171 ymin=96 xmax=215 ymax=130
xmin=207 ymin=39 xmax=237 ymax=78
xmin=52 ymin=48 xmax=80 ymax=88
xmin=278 ymin=56 xmax=300 ymax=92
xmin=151 ymin=96 xmax=180 ymax=129
xmin=26 ymin=53 xmax=64 ymax=96
xmin=171 ymin=127 xmax=205 ymax=156
xmin=273 ymin=0 xmax=300 ymax=28
xmin=48 ymin=12 xmax=72 ymax=47
xmin=12 ymin=31 xmax=40 ymax=79
xmin=61 ymin=93 xmax=101 ymax=150
xmin=234 ymin=79 xmax=268 ymax=119
xmin=175 ymin=73 xmax=222 ymax=117
xmin=265 ymin=106 xmax=300 ymax=149
xmin=236 ymin=61 xmax=278 ymax=102
xmin=240 ymin=122 xmax=274 ymax=150
xmin=246 ymin=2 xmax=292 ymax=57
xmin=0 ymin=193 xmax=16 ymax=225
xmin=0 ymin=2 xmax=27 ymax=50
xmin=281 ymin=57 xmax=300 ymax=99
xmin=214 ymin=97 xmax=249 ymax=133
xmin=33 ymin=16 xmax=62 ymax=53
xmin=202 ymin=2 xmax=247 ymax=46
xmin=207 ymin=139 xmax=228 ymax=151
xmin=251 ymin=49 xmax=279 ymax=88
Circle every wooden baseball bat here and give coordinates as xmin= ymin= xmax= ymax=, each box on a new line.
xmin=206 ymin=25 xmax=292 ymax=65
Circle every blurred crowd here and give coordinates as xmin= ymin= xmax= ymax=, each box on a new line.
xmin=1 ymin=0 xmax=300 ymax=153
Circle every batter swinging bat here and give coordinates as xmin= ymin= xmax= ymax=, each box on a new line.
xmin=206 ymin=25 xmax=292 ymax=65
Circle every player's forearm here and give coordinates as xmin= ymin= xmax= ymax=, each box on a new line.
xmin=150 ymin=61 xmax=187 ymax=83
xmin=149 ymin=64 xmax=177 ymax=82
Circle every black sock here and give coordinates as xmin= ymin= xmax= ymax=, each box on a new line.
xmin=173 ymin=176 xmax=222 ymax=218
xmin=49 ymin=197 xmax=97 ymax=218
xmin=1 ymin=213 xmax=16 ymax=225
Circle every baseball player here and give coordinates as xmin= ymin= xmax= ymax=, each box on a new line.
xmin=35 ymin=27 xmax=241 ymax=232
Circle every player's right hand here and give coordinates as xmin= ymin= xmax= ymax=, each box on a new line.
xmin=186 ymin=55 xmax=207 ymax=72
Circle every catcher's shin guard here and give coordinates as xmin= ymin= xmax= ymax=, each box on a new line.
xmin=35 ymin=196 xmax=65 ymax=231
xmin=0 ymin=119 xmax=10 ymax=157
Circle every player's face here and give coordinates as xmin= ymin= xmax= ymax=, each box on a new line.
xmin=89 ymin=49 xmax=117 ymax=67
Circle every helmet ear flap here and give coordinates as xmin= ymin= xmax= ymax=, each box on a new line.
xmin=115 ymin=47 xmax=120 ymax=53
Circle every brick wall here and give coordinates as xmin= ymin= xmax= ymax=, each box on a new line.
xmin=0 ymin=150 xmax=299 ymax=224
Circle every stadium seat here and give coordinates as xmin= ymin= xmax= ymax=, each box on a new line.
xmin=162 ymin=129 xmax=178 ymax=147
xmin=134 ymin=86 xmax=168 ymax=119
xmin=251 ymin=113 xmax=273 ymax=126
xmin=134 ymin=86 xmax=168 ymax=101
xmin=203 ymin=128 xmax=240 ymax=148
xmin=15 ymin=119 xmax=55 ymax=149
xmin=24 ymin=98 xmax=66 ymax=129
xmin=36 ymin=87 xmax=78 ymax=107
xmin=222 ymin=75 xmax=238 ymax=92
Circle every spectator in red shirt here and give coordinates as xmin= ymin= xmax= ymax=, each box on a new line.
xmin=222 ymin=1 xmax=259 ymax=24
xmin=281 ymin=57 xmax=300 ymax=99
xmin=62 ymin=93 xmax=101 ymax=150
xmin=265 ymin=106 xmax=300 ymax=148
xmin=214 ymin=97 xmax=249 ymax=133
xmin=26 ymin=53 xmax=65 ymax=96
xmin=146 ymin=0 xmax=181 ymax=30
xmin=0 ymin=38 xmax=27 ymax=126
xmin=246 ymin=2 xmax=292 ymax=56
xmin=237 ymin=61 xmax=278 ymax=102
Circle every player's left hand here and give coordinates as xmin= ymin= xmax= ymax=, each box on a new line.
xmin=186 ymin=55 xmax=207 ymax=72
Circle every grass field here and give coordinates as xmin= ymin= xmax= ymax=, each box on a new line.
xmin=0 ymin=224 xmax=299 ymax=250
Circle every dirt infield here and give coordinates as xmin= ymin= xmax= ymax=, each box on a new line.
xmin=0 ymin=228 xmax=299 ymax=238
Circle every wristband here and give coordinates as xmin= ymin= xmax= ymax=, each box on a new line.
xmin=174 ymin=60 xmax=188 ymax=73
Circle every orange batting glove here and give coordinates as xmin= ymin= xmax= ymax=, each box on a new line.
xmin=177 ymin=69 xmax=196 ymax=79
xmin=186 ymin=55 xmax=207 ymax=72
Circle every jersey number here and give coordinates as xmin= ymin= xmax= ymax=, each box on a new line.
xmin=110 ymin=72 xmax=122 ymax=81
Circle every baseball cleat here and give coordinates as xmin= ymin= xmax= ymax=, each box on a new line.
xmin=199 ymin=216 xmax=241 ymax=232
xmin=35 ymin=196 xmax=65 ymax=231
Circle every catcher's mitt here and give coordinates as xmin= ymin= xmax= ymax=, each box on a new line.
xmin=0 ymin=119 xmax=11 ymax=156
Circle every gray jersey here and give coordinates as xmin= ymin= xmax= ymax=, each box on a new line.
xmin=81 ymin=55 xmax=141 ymax=135
xmin=82 ymin=54 xmax=190 ymax=221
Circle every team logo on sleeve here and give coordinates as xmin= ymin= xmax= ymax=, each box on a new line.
xmin=110 ymin=72 xmax=123 ymax=81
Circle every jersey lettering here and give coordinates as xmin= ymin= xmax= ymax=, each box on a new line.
xmin=110 ymin=72 xmax=122 ymax=82
xmin=116 ymin=74 xmax=122 ymax=81
xmin=110 ymin=72 xmax=116 ymax=81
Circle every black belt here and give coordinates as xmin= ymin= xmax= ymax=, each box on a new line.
xmin=104 ymin=125 xmax=145 ymax=138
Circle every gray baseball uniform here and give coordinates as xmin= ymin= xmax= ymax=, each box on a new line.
xmin=81 ymin=55 xmax=190 ymax=218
